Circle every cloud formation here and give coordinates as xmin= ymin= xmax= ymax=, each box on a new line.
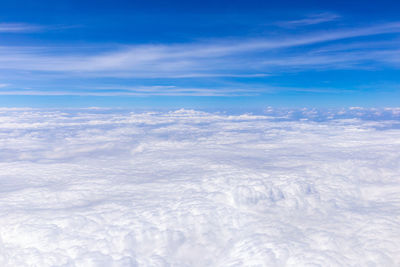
xmin=277 ymin=12 xmax=341 ymax=27
xmin=0 ymin=20 xmax=399 ymax=97
xmin=1 ymin=22 xmax=400 ymax=76
xmin=0 ymin=23 xmax=43 ymax=33
xmin=0 ymin=108 xmax=399 ymax=266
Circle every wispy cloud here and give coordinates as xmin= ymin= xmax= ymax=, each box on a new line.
xmin=0 ymin=84 xmax=355 ymax=97
xmin=277 ymin=13 xmax=340 ymax=28
xmin=1 ymin=21 xmax=400 ymax=96
xmin=0 ymin=23 xmax=44 ymax=33
xmin=0 ymin=22 xmax=400 ymax=78
xmin=0 ymin=89 xmax=258 ymax=97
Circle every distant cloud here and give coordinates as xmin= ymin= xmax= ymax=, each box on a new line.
xmin=0 ymin=23 xmax=43 ymax=33
xmin=0 ymin=84 xmax=355 ymax=97
xmin=0 ymin=21 xmax=399 ymax=76
xmin=0 ymin=86 xmax=261 ymax=97
xmin=1 ymin=21 xmax=400 ymax=96
xmin=277 ymin=13 xmax=340 ymax=28
xmin=0 ymin=22 xmax=76 ymax=33
xmin=95 ymin=21 xmax=400 ymax=74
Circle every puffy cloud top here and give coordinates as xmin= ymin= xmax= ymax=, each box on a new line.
xmin=0 ymin=108 xmax=399 ymax=266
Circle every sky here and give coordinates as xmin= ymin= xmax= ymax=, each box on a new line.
xmin=0 ymin=0 xmax=400 ymax=108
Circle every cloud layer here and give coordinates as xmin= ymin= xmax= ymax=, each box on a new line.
xmin=0 ymin=108 xmax=399 ymax=266
xmin=1 ymin=19 xmax=400 ymax=97
xmin=2 ymin=22 xmax=400 ymax=76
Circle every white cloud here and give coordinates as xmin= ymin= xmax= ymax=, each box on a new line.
xmin=0 ymin=87 xmax=260 ymax=96
xmin=0 ymin=108 xmax=399 ymax=266
xmin=0 ymin=85 xmax=353 ymax=96
xmin=277 ymin=12 xmax=341 ymax=27
xmin=0 ymin=23 xmax=43 ymax=33
xmin=1 ymin=22 xmax=400 ymax=78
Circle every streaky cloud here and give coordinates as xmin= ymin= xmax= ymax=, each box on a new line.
xmin=0 ymin=23 xmax=44 ymax=33
xmin=277 ymin=12 xmax=341 ymax=27
xmin=0 ymin=22 xmax=400 ymax=77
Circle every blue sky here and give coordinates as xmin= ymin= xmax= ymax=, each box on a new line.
xmin=0 ymin=0 xmax=400 ymax=108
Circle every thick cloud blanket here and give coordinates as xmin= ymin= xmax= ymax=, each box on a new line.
xmin=0 ymin=108 xmax=399 ymax=266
